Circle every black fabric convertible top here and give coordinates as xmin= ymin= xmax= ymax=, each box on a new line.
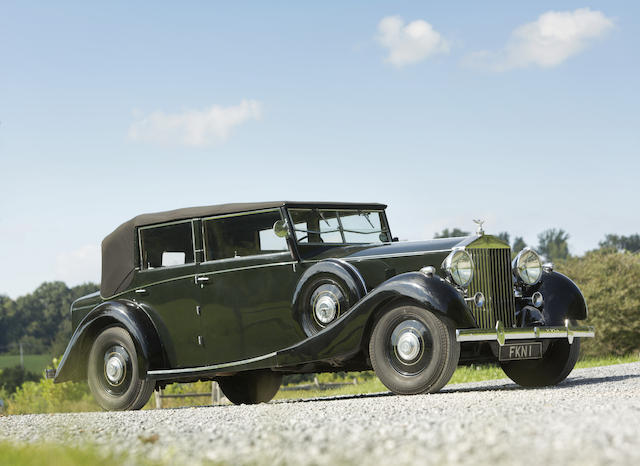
xmin=101 ymin=201 xmax=387 ymax=298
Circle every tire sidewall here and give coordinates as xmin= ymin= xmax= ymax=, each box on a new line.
xmin=88 ymin=326 xmax=143 ymax=411
xmin=370 ymin=306 xmax=450 ymax=395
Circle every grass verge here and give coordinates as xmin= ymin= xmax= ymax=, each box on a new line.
xmin=0 ymin=442 xmax=140 ymax=466
xmin=0 ymin=354 xmax=50 ymax=374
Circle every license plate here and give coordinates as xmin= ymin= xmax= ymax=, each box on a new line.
xmin=499 ymin=342 xmax=543 ymax=361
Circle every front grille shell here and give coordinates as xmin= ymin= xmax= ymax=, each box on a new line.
xmin=466 ymin=248 xmax=516 ymax=329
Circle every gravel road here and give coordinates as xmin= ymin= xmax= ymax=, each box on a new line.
xmin=2 ymin=362 xmax=640 ymax=465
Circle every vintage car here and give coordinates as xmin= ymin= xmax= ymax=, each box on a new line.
xmin=52 ymin=201 xmax=594 ymax=410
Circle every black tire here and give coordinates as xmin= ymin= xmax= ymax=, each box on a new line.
xmin=299 ymin=274 xmax=355 ymax=336
xmin=501 ymin=338 xmax=580 ymax=387
xmin=87 ymin=326 xmax=154 ymax=411
xmin=369 ymin=305 xmax=460 ymax=395
xmin=219 ymin=370 xmax=282 ymax=405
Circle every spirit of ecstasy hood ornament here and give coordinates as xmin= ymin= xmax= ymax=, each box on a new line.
xmin=473 ymin=219 xmax=485 ymax=236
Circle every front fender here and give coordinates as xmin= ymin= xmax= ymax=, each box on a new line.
xmin=54 ymin=300 xmax=167 ymax=383
xmin=539 ymin=271 xmax=588 ymax=325
xmin=277 ymin=272 xmax=475 ymax=366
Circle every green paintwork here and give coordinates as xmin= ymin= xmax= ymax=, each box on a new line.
xmin=67 ymin=204 xmax=519 ymax=375
xmin=465 ymin=234 xmax=510 ymax=249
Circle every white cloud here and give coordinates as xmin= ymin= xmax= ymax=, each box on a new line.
xmin=129 ymin=99 xmax=262 ymax=146
xmin=376 ymin=16 xmax=450 ymax=67
xmin=55 ymin=244 xmax=100 ymax=286
xmin=467 ymin=8 xmax=614 ymax=71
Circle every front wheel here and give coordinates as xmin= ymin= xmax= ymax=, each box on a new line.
xmin=369 ymin=305 xmax=460 ymax=395
xmin=218 ymin=370 xmax=282 ymax=405
xmin=501 ymin=338 xmax=580 ymax=387
xmin=87 ymin=326 xmax=155 ymax=411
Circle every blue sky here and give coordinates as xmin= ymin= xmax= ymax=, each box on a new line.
xmin=1 ymin=1 xmax=638 ymax=298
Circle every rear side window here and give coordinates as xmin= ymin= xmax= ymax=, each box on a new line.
xmin=203 ymin=210 xmax=288 ymax=261
xmin=139 ymin=221 xmax=195 ymax=269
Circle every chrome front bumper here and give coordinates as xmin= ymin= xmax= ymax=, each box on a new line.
xmin=456 ymin=320 xmax=595 ymax=346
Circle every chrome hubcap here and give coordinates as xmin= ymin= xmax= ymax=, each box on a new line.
xmin=105 ymin=354 xmax=125 ymax=384
xmin=396 ymin=331 xmax=421 ymax=361
xmin=314 ymin=294 xmax=337 ymax=324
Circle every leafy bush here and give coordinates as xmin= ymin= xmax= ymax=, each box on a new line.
xmin=1 ymin=358 xmax=98 ymax=414
xmin=6 ymin=378 xmax=97 ymax=415
xmin=0 ymin=366 xmax=41 ymax=394
xmin=558 ymin=250 xmax=640 ymax=357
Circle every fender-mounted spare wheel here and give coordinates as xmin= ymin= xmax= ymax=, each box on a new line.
xmin=293 ymin=259 xmax=366 ymax=336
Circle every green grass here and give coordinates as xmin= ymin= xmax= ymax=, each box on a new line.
xmin=0 ymin=442 xmax=133 ymax=466
xmin=0 ymin=442 xmax=228 ymax=466
xmin=576 ymin=353 xmax=639 ymax=368
xmin=0 ymin=354 xmax=51 ymax=374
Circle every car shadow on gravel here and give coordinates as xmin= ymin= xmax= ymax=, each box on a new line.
xmin=274 ymin=373 xmax=640 ymax=403
xmin=160 ymin=373 xmax=640 ymax=409
xmin=440 ymin=373 xmax=640 ymax=394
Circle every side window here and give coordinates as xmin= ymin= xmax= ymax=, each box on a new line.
xmin=139 ymin=221 xmax=195 ymax=270
xmin=204 ymin=210 xmax=288 ymax=261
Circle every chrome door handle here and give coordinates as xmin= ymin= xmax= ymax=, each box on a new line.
xmin=195 ymin=276 xmax=210 ymax=284
xmin=135 ymin=289 xmax=148 ymax=296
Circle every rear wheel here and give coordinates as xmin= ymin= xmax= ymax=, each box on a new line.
xmin=501 ymin=338 xmax=580 ymax=387
xmin=87 ymin=326 xmax=154 ymax=411
xmin=369 ymin=305 xmax=459 ymax=395
xmin=218 ymin=370 xmax=282 ymax=405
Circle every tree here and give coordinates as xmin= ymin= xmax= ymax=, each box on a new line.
xmin=0 ymin=282 xmax=98 ymax=356
xmin=434 ymin=228 xmax=470 ymax=239
xmin=559 ymin=250 xmax=640 ymax=357
xmin=537 ymin=228 xmax=570 ymax=262
xmin=512 ymin=237 xmax=527 ymax=255
xmin=497 ymin=232 xmax=510 ymax=244
xmin=0 ymin=366 xmax=41 ymax=394
xmin=599 ymin=234 xmax=640 ymax=253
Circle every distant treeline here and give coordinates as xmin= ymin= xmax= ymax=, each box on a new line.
xmin=0 ymin=282 xmax=99 ymax=357
xmin=435 ymin=228 xmax=640 ymax=262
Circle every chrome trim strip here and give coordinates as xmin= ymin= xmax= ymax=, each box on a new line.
xmin=339 ymin=249 xmax=453 ymax=263
xmin=104 ymin=261 xmax=296 ymax=300
xmin=148 ymin=352 xmax=277 ymax=376
xmin=456 ymin=322 xmax=595 ymax=345
xmin=200 ymin=252 xmax=292 ymax=266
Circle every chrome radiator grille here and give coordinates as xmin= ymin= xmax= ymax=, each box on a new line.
xmin=466 ymin=248 xmax=516 ymax=328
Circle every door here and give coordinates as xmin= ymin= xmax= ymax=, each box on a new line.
xmin=197 ymin=209 xmax=304 ymax=364
xmin=133 ymin=219 xmax=204 ymax=368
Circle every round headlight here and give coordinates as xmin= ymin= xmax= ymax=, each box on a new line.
xmin=443 ymin=249 xmax=474 ymax=287
xmin=513 ymin=248 xmax=543 ymax=285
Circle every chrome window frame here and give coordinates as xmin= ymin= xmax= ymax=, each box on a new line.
xmin=200 ymin=208 xmax=289 ymax=264
xmin=286 ymin=208 xmax=392 ymax=246
xmin=138 ymin=218 xmax=198 ymax=272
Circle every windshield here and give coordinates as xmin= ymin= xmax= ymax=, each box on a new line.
xmin=288 ymin=208 xmax=391 ymax=244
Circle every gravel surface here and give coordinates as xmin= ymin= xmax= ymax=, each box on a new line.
xmin=2 ymin=362 xmax=640 ymax=465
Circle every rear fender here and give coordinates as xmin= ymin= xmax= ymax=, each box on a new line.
xmin=54 ymin=300 xmax=167 ymax=383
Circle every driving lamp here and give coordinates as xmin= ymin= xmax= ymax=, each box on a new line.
xmin=513 ymin=248 xmax=543 ymax=285
xmin=442 ymin=249 xmax=474 ymax=287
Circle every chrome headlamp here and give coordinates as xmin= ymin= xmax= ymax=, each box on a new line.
xmin=442 ymin=249 xmax=474 ymax=287
xmin=513 ymin=247 xmax=543 ymax=285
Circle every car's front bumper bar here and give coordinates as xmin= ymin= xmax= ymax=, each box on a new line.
xmin=456 ymin=319 xmax=595 ymax=346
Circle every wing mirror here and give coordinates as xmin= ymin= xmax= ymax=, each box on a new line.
xmin=273 ymin=219 xmax=290 ymax=238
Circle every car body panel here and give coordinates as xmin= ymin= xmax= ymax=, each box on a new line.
xmin=54 ymin=201 xmax=591 ymax=386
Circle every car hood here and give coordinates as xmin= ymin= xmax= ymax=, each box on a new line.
xmin=302 ymin=236 xmax=475 ymax=262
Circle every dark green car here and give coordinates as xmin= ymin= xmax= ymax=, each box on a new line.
xmin=52 ymin=201 xmax=594 ymax=410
